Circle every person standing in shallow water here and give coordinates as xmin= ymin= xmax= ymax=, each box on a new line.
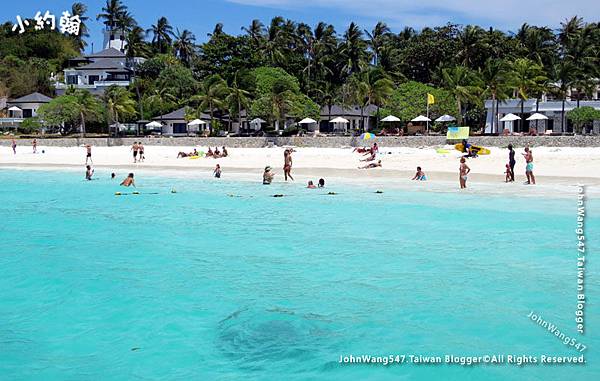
xmin=507 ymin=144 xmax=516 ymax=182
xmin=523 ymin=147 xmax=536 ymax=185
xmin=459 ymin=157 xmax=470 ymax=189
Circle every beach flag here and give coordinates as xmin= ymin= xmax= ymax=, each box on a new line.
xmin=427 ymin=93 xmax=435 ymax=105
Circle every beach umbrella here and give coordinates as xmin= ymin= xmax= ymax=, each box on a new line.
xmin=330 ymin=117 xmax=349 ymax=124
xmin=298 ymin=117 xmax=317 ymax=124
xmin=187 ymin=119 xmax=206 ymax=126
xmin=360 ymin=132 xmax=376 ymax=140
xmin=411 ymin=115 xmax=431 ymax=122
xmin=435 ymin=114 xmax=456 ymax=122
xmin=8 ymin=106 xmax=21 ymax=111
xmin=250 ymin=118 xmax=266 ymax=124
xmin=381 ymin=115 xmax=400 ymax=122
xmin=499 ymin=113 xmax=521 ymax=122
xmin=526 ymin=113 xmax=548 ymax=121
xmin=146 ymin=121 xmax=162 ymax=128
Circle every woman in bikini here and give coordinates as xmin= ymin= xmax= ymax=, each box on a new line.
xmin=459 ymin=157 xmax=471 ymax=189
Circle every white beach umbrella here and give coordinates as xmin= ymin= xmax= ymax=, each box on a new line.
xmin=187 ymin=119 xmax=206 ymax=126
xmin=330 ymin=117 xmax=349 ymax=124
xmin=250 ymin=118 xmax=266 ymax=124
xmin=526 ymin=113 xmax=548 ymax=121
xmin=411 ymin=115 xmax=431 ymax=122
xmin=298 ymin=117 xmax=317 ymax=124
xmin=381 ymin=115 xmax=400 ymax=122
xmin=499 ymin=113 xmax=521 ymax=122
xmin=435 ymin=114 xmax=456 ymax=122
xmin=8 ymin=106 xmax=21 ymax=111
xmin=146 ymin=121 xmax=162 ymax=128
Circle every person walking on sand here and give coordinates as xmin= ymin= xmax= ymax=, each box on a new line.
xmin=507 ymin=144 xmax=516 ymax=182
xmin=11 ymin=139 xmax=17 ymax=154
xmin=120 ymin=173 xmax=135 ymax=187
xmin=523 ymin=147 xmax=536 ymax=185
xmin=32 ymin=139 xmax=37 ymax=154
xmin=85 ymin=144 xmax=93 ymax=164
xmin=459 ymin=157 xmax=470 ymax=189
xmin=131 ymin=142 xmax=139 ymax=163
xmin=138 ymin=142 xmax=145 ymax=162
xmin=283 ymin=149 xmax=294 ymax=181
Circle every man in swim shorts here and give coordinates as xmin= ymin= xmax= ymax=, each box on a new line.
xmin=85 ymin=144 xmax=93 ymax=164
xmin=522 ymin=147 xmax=535 ymax=185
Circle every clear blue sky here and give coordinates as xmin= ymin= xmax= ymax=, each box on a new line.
xmin=4 ymin=0 xmax=598 ymax=54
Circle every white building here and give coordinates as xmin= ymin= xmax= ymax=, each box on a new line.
xmin=0 ymin=92 xmax=52 ymax=129
xmin=152 ymin=107 xmax=213 ymax=136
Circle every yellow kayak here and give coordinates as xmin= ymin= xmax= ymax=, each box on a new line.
xmin=455 ymin=144 xmax=490 ymax=155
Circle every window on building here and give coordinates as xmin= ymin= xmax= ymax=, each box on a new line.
xmin=23 ymin=109 xmax=33 ymax=118
xmin=173 ymin=123 xmax=187 ymax=134
xmin=88 ymin=75 xmax=100 ymax=85
xmin=66 ymin=75 xmax=78 ymax=85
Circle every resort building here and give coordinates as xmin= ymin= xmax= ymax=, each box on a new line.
xmin=152 ymin=107 xmax=213 ymax=136
xmin=484 ymin=99 xmax=600 ymax=134
xmin=0 ymin=92 xmax=52 ymax=130
xmin=318 ymin=105 xmax=379 ymax=132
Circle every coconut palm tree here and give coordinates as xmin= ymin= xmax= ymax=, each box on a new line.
xmin=147 ymin=17 xmax=174 ymax=54
xmin=174 ymin=29 xmax=197 ymax=66
xmin=146 ymin=88 xmax=176 ymax=124
xmin=193 ymin=75 xmax=229 ymax=133
xmin=340 ymin=22 xmax=369 ymax=75
xmin=509 ymin=58 xmax=547 ymax=132
xmin=262 ymin=17 xmax=286 ymax=66
xmin=65 ymin=88 xmax=103 ymax=137
xmin=456 ymin=25 xmax=489 ymax=68
xmin=71 ymin=2 xmax=90 ymax=50
xmin=441 ymin=66 xmax=483 ymax=125
xmin=356 ymin=69 xmax=394 ymax=130
xmin=103 ymin=86 xmax=136 ymax=134
xmin=365 ymin=22 xmax=391 ymax=66
xmin=548 ymin=59 xmax=576 ymax=132
xmin=96 ymin=0 xmax=127 ymax=30
xmin=225 ymin=72 xmax=251 ymax=132
xmin=480 ymin=59 xmax=511 ymax=133
xmin=242 ymin=19 xmax=266 ymax=44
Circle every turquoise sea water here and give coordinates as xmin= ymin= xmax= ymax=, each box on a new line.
xmin=0 ymin=169 xmax=598 ymax=381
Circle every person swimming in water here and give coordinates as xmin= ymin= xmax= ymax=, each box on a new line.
xmin=318 ymin=178 xmax=325 ymax=188
xmin=85 ymin=165 xmax=94 ymax=180
xmin=307 ymin=180 xmax=316 ymax=189
xmin=263 ymin=166 xmax=274 ymax=184
xmin=412 ymin=166 xmax=427 ymax=180
xmin=120 ymin=173 xmax=136 ymax=187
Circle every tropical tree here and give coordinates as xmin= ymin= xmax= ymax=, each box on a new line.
xmin=71 ymin=2 xmax=90 ymax=50
xmin=193 ymin=74 xmax=229 ymax=132
xmin=509 ymin=58 xmax=547 ymax=132
xmin=225 ymin=73 xmax=251 ymax=132
xmin=352 ymin=69 xmax=394 ymax=130
xmin=146 ymin=87 xmax=176 ymax=123
xmin=456 ymin=25 xmax=489 ymax=68
xmin=567 ymin=106 xmax=600 ymax=134
xmin=365 ymin=22 xmax=391 ymax=66
xmin=242 ymin=19 xmax=266 ymax=45
xmin=96 ymin=0 xmax=127 ymax=29
xmin=174 ymin=29 xmax=197 ymax=66
xmin=548 ymin=59 xmax=576 ymax=132
xmin=441 ymin=66 xmax=483 ymax=125
xmin=340 ymin=22 xmax=369 ymax=75
xmin=480 ymin=59 xmax=511 ymax=133
xmin=66 ymin=88 xmax=104 ymax=136
xmin=147 ymin=17 xmax=174 ymax=54
xmin=103 ymin=86 xmax=136 ymax=130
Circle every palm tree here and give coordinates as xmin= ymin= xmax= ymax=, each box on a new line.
xmin=193 ymin=75 xmax=229 ymax=133
xmin=355 ymin=69 xmax=393 ymax=130
xmin=147 ymin=17 xmax=174 ymax=54
xmin=456 ymin=25 xmax=488 ymax=68
xmin=242 ymin=19 xmax=266 ymax=44
xmin=125 ymin=26 xmax=149 ymax=120
xmin=225 ymin=73 xmax=251 ymax=132
xmin=341 ymin=22 xmax=369 ymax=75
xmin=103 ymin=86 xmax=136 ymax=134
xmin=71 ymin=2 xmax=90 ymax=50
xmin=66 ymin=88 xmax=102 ymax=137
xmin=441 ymin=66 xmax=483 ymax=125
xmin=262 ymin=17 xmax=286 ymax=66
xmin=146 ymin=88 xmax=176 ymax=124
xmin=480 ymin=59 xmax=511 ymax=133
xmin=174 ymin=29 xmax=197 ymax=66
xmin=365 ymin=22 xmax=391 ymax=66
xmin=96 ymin=0 xmax=127 ymax=30
xmin=270 ymin=80 xmax=295 ymax=131
xmin=548 ymin=59 xmax=576 ymax=132
xmin=509 ymin=58 xmax=547 ymax=132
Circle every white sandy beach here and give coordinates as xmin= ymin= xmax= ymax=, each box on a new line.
xmin=2 ymin=144 xmax=600 ymax=196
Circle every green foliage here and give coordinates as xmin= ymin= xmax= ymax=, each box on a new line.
xmin=567 ymin=106 xmax=600 ymax=133
xmin=157 ymin=64 xmax=197 ymax=100
xmin=37 ymin=95 xmax=80 ymax=127
xmin=252 ymin=67 xmax=300 ymax=96
xmin=19 ymin=117 xmax=42 ymax=133
xmin=381 ymin=81 xmax=456 ymax=126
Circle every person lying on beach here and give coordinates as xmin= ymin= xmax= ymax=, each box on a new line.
xmin=214 ymin=164 xmax=222 ymax=178
xmin=177 ymin=149 xmax=198 ymax=158
xmin=412 ymin=166 xmax=427 ymax=180
xmin=85 ymin=165 xmax=94 ymax=180
xmin=360 ymin=151 xmax=377 ymax=162
xmin=263 ymin=166 xmax=275 ymax=184
xmin=307 ymin=181 xmax=316 ymax=189
xmin=353 ymin=147 xmax=368 ymax=154
xmin=120 ymin=173 xmax=136 ymax=187
xmin=358 ymin=160 xmax=382 ymax=169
